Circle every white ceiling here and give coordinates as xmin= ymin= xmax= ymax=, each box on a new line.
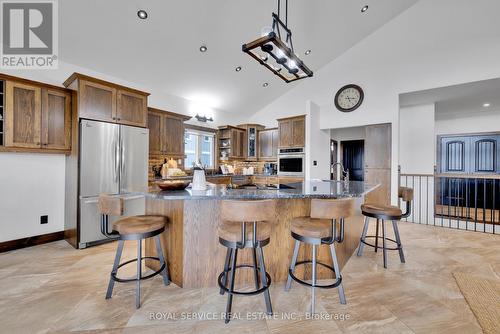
xmin=400 ymin=77 xmax=500 ymax=115
xmin=59 ymin=0 xmax=418 ymax=116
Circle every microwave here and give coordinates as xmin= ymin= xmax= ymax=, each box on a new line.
xmin=278 ymin=148 xmax=305 ymax=176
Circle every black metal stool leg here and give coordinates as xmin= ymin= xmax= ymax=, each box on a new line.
xmin=357 ymin=217 xmax=369 ymax=256
xmin=375 ymin=219 xmax=380 ymax=252
xmin=285 ymin=239 xmax=300 ymax=291
xmin=220 ymin=247 xmax=232 ymax=295
xmin=329 ymin=243 xmax=346 ymax=304
xmin=225 ymin=248 xmax=238 ymax=324
xmin=257 ymin=246 xmax=273 ymax=315
xmin=136 ymin=240 xmax=142 ymax=308
xmin=154 ymin=235 xmax=170 ymax=286
xmin=311 ymin=244 xmax=317 ymax=314
xmin=392 ymin=220 xmax=405 ymax=263
xmin=381 ymin=220 xmax=387 ymax=269
xmin=106 ymin=239 xmax=124 ymax=299
xmin=252 ymin=248 xmax=260 ymax=290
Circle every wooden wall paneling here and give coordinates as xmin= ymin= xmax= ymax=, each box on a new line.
xmin=365 ymin=123 xmax=391 ymax=169
xmin=364 ymin=168 xmax=391 ymax=205
xmin=5 ymin=81 xmax=42 ymax=148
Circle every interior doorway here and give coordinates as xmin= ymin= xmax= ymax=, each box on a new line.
xmin=341 ymin=140 xmax=365 ymax=181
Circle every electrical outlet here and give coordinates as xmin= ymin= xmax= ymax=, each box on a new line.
xmin=313 ymin=160 xmax=318 ymax=166
xmin=40 ymin=215 xmax=48 ymax=224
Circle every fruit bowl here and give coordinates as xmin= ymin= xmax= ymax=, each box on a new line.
xmin=155 ymin=179 xmax=191 ymax=191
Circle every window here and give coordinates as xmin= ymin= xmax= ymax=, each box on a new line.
xmin=184 ymin=129 xmax=215 ymax=169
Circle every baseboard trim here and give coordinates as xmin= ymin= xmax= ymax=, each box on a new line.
xmin=0 ymin=231 xmax=65 ymax=253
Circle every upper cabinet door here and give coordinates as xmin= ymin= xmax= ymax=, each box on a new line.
xmin=79 ymin=80 xmax=116 ymax=123
xmin=41 ymin=89 xmax=71 ymax=150
xmin=279 ymin=119 xmax=292 ymax=148
xmin=258 ymin=130 xmax=271 ymax=159
xmin=271 ymin=129 xmax=279 ymax=158
xmin=147 ymin=111 xmax=163 ymax=155
xmin=116 ymin=89 xmax=147 ymax=127
xmin=5 ymin=81 xmax=42 ymax=148
xmin=163 ymin=116 xmax=184 ymax=156
xmin=292 ymin=117 xmax=305 ymax=147
xmin=365 ymin=124 xmax=392 ymax=169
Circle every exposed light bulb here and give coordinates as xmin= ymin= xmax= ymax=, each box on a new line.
xmin=261 ymin=26 xmax=273 ymax=37
xmin=483 ymin=103 xmax=491 ymax=107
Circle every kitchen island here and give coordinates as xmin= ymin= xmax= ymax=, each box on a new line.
xmin=143 ymin=180 xmax=378 ymax=288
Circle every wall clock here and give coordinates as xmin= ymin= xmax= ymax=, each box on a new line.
xmin=334 ymin=84 xmax=364 ymax=112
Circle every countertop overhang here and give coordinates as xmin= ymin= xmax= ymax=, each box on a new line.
xmin=143 ymin=180 xmax=378 ymax=200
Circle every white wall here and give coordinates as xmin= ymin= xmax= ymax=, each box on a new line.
xmin=305 ymin=101 xmax=330 ymax=180
xmin=249 ymin=0 xmax=500 ymax=203
xmin=0 ymin=153 xmax=66 ymax=242
xmin=399 ymin=104 xmax=435 ymax=174
xmin=435 ymin=108 xmax=500 ymax=136
xmin=1 ymin=61 xmax=239 ymax=242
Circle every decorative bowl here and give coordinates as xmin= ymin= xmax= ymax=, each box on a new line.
xmin=156 ymin=179 xmax=191 ymax=191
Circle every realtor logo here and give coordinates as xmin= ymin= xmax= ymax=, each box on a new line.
xmin=1 ymin=0 xmax=58 ymax=69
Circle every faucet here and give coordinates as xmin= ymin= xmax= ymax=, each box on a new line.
xmin=331 ymin=162 xmax=349 ymax=186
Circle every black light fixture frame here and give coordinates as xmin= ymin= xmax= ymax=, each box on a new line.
xmin=195 ymin=114 xmax=213 ymax=123
xmin=242 ymin=2 xmax=313 ymax=83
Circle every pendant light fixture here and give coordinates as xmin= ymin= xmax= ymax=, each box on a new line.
xmin=242 ymin=0 xmax=313 ymax=83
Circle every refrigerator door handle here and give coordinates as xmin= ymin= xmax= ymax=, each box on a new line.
xmin=113 ymin=135 xmax=119 ymax=183
xmin=120 ymin=131 xmax=125 ymax=184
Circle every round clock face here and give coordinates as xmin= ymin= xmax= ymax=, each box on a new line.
xmin=334 ymin=84 xmax=364 ymax=112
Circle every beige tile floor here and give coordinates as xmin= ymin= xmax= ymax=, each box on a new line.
xmin=0 ymin=222 xmax=499 ymax=334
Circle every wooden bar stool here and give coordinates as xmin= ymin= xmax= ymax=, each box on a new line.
xmin=98 ymin=195 xmax=170 ymax=308
xmin=218 ymin=199 xmax=276 ymax=324
xmin=285 ymin=198 xmax=355 ymax=313
xmin=356 ymin=187 xmax=413 ymax=268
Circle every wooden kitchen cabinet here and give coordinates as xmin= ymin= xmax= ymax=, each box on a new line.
xmin=278 ymin=115 xmax=305 ymax=148
xmin=218 ymin=125 xmax=246 ymax=160
xmin=258 ymin=128 xmax=278 ymax=160
xmin=147 ymin=108 xmax=190 ymax=157
xmin=79 ymin=79 xmax=116 ymax=123
xmin=3 ymin=79 xmax=71 ymax=152
xmin=238 ymin=124 xmax=265 ymax=161
xmin=63 ymin=73 xmax=149 ymax=128
xmin=41 ymin=89 xmax=71 ymax=150
xmin=5 ymin=81 xmax=42 ymax=148
xmin=117 ymin=89 xmax=147 ymax=127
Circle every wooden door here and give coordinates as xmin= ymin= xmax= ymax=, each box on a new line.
xmin=292 ymin=117 xmax=305 ymax=147
xmin=5 ymin=81 xmax=42 ymax=148
xmin=163 ymin=116 xmax=184 ymax=156
xmin=41 ymin=89 xmax=71 ymax=150
xmin=79 ymin=80 xmax=116 ymax=122
xmin=230 ymin=129 xmax=238 ymax=158
xmin=365 ymin=124 xmax=391 ymax=169
xmin=279 ymin=119 xmax=292 ymax=148
xmin=116 ymin=89 xmax=147 ymax=127
xmin=364 ymin=168 xmax=391 ymax=205
xmin=148 ymin=111 xmax=163 ymax=155
xmin=364 ymin=123 xmax=392 ymax=205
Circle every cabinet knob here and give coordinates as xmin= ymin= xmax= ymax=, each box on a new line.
xmin=117 ymin=118 xmax=121 ymax=121
xmin=112 ymin=117 xmax=116 ymax=120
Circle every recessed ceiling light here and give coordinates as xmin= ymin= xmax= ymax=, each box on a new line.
xmin=483 ymin=103 xmax=491 ymax=107
xmin=137 ymin=10 xmax=148 ymax=19
xmin=305 ymin=49 xmax=312 ymax=55
xmin=361 ymin=5 xmax=369 ymax=13
xmin=263 ymin=82 xmax=269 ymax=87
xmin=235 ymin=66 xmax=242 ymax=72
xmin=199 ymin=45 xmax=207 ymax=52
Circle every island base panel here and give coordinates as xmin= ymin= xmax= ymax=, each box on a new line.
xmin=145 ymin=197 xmax=366 ymax=288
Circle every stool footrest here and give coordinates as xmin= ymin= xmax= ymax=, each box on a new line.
xmin=360 ymin=236 xmax=401 ymax=251
xmin=218 ymin=264 xmax=271 ymax=296
xmin=289 ymin=260 xmax=342 ymax=289
xmin=111 ymin=256 xmax=166 ymax=283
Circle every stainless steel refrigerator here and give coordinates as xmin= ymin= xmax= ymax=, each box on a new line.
xmin=78 ymin=119 xmax=149 ymax=248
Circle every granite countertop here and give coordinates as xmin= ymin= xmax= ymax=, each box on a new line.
xmin=143 ymin=180 xmax=378 ymax=200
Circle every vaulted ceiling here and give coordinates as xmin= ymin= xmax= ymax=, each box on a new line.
xmin=60 ymin=0 xmax=418 ymax=116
